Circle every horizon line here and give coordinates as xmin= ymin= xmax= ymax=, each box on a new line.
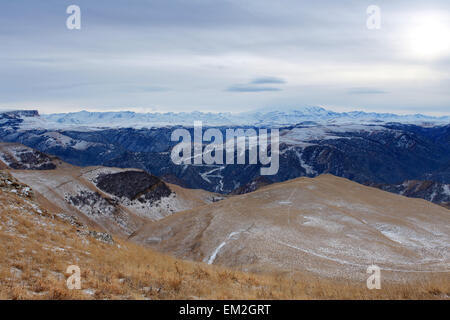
xmin=1 ymin=106 xmax=450 ymax=118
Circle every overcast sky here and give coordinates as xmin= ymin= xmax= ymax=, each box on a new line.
xmin=0 ymin=0 xmax=449 ymax=115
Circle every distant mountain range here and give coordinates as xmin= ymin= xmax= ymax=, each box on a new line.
xmin=4 ymin=107 xmax=449 ymax=129
xmin=0 ymin=109 xmax=449 ymax=208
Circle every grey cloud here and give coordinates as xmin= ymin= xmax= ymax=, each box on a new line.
xmin=227 ymin=85 xmax=282 ymax=92
xmin=0 ymin=0 xmax=449 ymax=114
xmin=251 ymin=77 xmax=286 ymax=84
xmin=227 ymin=76 xmax=285 ymax=92
xmin=347 ymin=88 xmax=388 ymax=95
xmin=139 ymin=87 xmax=170 ymax=92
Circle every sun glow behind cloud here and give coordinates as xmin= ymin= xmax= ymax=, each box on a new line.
xmin=405 ymin=12 xmax=450 ymax=60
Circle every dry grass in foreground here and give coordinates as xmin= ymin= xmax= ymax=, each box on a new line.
xmin=0 ymin=173 xmax=448 ymax=300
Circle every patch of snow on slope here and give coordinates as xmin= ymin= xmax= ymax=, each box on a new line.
xmin=294 ymin=149 xmax=317 ymax=175
xmin=279 ymin=124 xmax=387 ymax=146
xmin=373 ymin=224 xmax=407 ymax=245
xmin=372 ymin=223 xmax=449 ymax=253
xmin=199 ymin=166 xmax=225 ymax=192
xmin=206 ymin=230 xmax=246 ymax=264
xmin=43 ymin=132 xmax=99 ymax=150
xmin=443 ymin=185 xmax=450 ymax=197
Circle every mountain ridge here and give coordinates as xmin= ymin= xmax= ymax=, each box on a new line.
xmin=2 ymin=107 xmax=449 ymax=129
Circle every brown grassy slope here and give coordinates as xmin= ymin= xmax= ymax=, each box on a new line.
xmin=0 ymin=172 xmax=448 ymax=300
xmin=131 ymin=174 xmax=450 ymax=282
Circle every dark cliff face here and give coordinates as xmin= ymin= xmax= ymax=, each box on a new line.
xmin=13 ymin=149 xmax=56 ymax=170
xmin=95 ymin=170 xmax=172 ymax=203
xmin=369 ymin=180 xmax=450 ymax=208
xmin=3 ymin=110 xmax=40 ymax=118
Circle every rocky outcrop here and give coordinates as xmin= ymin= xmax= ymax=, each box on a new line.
xmin=0 ymin=171 xmax=34 ymax=198
xmin=0 ymin=144 xmax=56 ymax=170
xmin=77 ymin=229 xmax=114 ymax=244
xmin=65 ymin=190 xmax=117 ymax=217
xmin=231 ymin=176 xmax=273 ymax=195
xmin=56 ymin=213 xmax=115 ymax=244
